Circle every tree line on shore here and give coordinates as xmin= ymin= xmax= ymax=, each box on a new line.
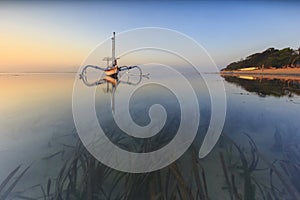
xmin=222 ymin=47 xmax=300 ymax=71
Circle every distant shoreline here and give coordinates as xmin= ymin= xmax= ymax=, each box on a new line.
xmin=0 ymin=72 xmax=77 ymax=75
xmin=220 ymin=67 xmax=300 ymax=76
xmin=220 ymin=68 xmax=300 ymax=81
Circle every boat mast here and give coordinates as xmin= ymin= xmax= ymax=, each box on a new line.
xmin=112 ymin=32 xmax=116 ymax=68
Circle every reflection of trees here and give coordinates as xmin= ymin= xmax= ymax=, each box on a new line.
xmin=222 ymin=76 xmax=300 ymax=97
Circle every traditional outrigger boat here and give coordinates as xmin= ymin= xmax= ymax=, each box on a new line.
xmin=79 ymin=32 xmax=149 ymax=113
xmin=80 ymin=32 xmax=141 ymax=78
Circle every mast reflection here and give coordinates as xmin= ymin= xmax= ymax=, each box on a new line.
xmin=79 ymin=66 xmax=149 ymax=113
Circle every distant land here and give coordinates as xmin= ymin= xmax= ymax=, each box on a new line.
xmin=221 ymin=47 xmax=300 ymax=72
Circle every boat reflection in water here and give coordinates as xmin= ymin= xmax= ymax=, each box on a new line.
xmin=79 ymin=65 xmax=149 ymax=113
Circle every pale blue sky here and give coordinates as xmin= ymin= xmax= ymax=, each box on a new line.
xmin=1 ymin=1 xmax=299 ymax=71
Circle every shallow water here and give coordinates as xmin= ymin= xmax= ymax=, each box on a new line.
xmin=1 ymin=70 xmax=300 ymax=199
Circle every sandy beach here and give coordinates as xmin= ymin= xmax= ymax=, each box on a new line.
xmin=220 ymin=67 xmax=300 ymax=81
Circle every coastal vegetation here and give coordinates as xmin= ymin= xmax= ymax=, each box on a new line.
xmin=222 ymin=47 xmax=300 ymax=71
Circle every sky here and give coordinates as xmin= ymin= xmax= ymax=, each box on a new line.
xmin=0 ymin=0 xmax=300 ymax=72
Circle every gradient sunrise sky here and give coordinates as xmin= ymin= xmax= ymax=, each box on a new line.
xmin=1 ymin=1 xmax=300 ymax=72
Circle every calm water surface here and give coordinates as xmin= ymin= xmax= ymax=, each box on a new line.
xmin=0 ymin=70 xmax=300 ymax=199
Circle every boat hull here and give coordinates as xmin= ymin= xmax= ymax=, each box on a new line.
xmin=104 ymin=76 xmax=118 ymax=86
xmin=105 ymin=67 xmax=118 ymax=76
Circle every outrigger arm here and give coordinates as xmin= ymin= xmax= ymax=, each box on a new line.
xmin=119 ymin=65 xmax=139 ymax=71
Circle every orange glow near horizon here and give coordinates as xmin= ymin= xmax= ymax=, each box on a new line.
xmin=0 ymin=28 xmax=91 ymax=72
xmin=0 ymin=74 xmax=75 ymax=118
